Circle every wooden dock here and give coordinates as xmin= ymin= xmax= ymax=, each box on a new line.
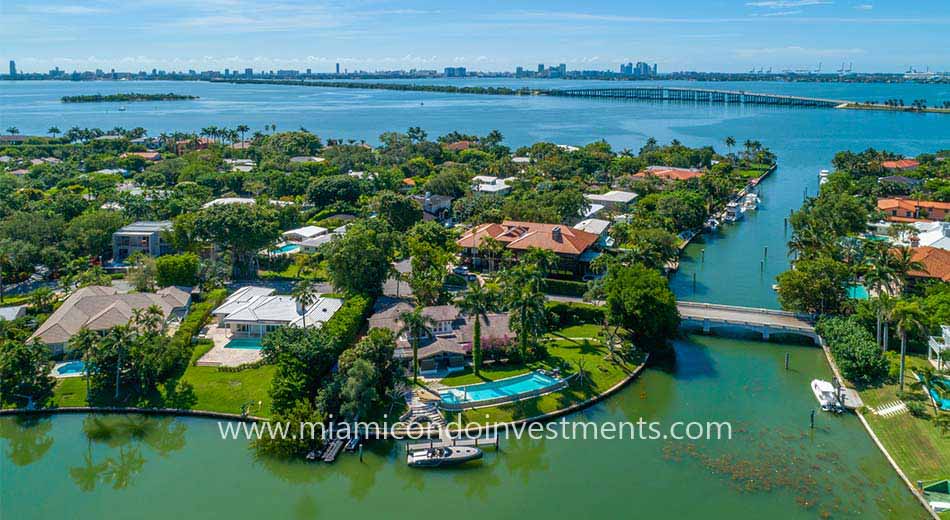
xmin=322 ymin=439 xmax=345 ymax=462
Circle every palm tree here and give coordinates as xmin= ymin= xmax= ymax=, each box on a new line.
xmin=893 ymin=301 xmax=926 ymax=392
xmin=291 ymin=280 xmax=318 ymax=329
xmin=724 ymin=136 xmax=735 ymax=159
xmin=910 ymin=366 xmax=946 ymax=413
xmin=887 ymin=245 xmax=925 ymax=293
xmin=398 ymin=306 xmax=436 ymax=384
xmin=480 ymin=237 xmax=506 ymax=274
xmin=48 ymin=126 xmax=61 ymax=138
xmin=70 ymin=328 xmax=99 ymax=404
xmin=502 ymin=266 xmax=547 ymax=359
xmin=236 ymin=124 xmax=249 ymax=144
xmin=455 ymin=281 xmax=499 ymax=376
xmin=6 ymin=127 xmax=19 ymax=135
xmin=876 ymin=293 xmax=896 ymax=352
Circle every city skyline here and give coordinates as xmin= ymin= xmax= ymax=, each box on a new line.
xmin=2 ymin=0 xmax=949 ymax=73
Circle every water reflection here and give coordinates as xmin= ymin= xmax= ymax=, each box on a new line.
xmin=0 ymin=415 xmax=54 ymax=466
xmin=65 ymin=414 xmax=187 ymax=492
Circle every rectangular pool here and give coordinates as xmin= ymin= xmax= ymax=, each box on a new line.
xmin=271 ymin=244 xmax=300 ymax=254
xmin=224 ymin=338 xmax=263 ymax=350
xmin=439 ymin=371 xmax=565 ymax=409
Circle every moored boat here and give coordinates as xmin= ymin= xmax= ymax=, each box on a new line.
xmin=407 ymin=446 xmax=483 ymax=467
xmin=811 ymin=379 xmax=842 ymax=412
xmin=741 ymin=192 xmax=759 ymax=211
xmin=723 ymin=201 xmax=744 ymax=222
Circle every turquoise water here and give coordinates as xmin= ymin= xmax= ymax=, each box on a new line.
xmin=223 ymin=338 xmax=262 ymax=350
xmin=847 ymin=285 xmax=870 ymax=300
xmin=440 ymin=371 xmax=562 ymax=405
xmin=271 ymin=244 xmax=300 ymax=254
xmin=930 ymin=378 xmax=950 ymax=411
xmin=55 ymin=361 xmax=86 ymax=375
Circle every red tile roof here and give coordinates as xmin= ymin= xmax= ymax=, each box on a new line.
xmin=445 ymin=140 xmax=474 ymax=151
xmin=881 ymin=159 xmax=919 ymax=170
xmin=878 ymin=198 xmax=950 ymax=222
xmin=632 ymin=166 xmax=704 ymax=181
xmin=457 ymin=220 xmax=599 ymax=256
xmin=909 ymin=246 xmax=950 ymax=282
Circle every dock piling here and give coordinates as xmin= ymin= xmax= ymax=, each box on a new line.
xmin=692 ymin=273 xmax=696 ymax=292
xmin=810 ymin=409 xmax=815 ymax=429
xmin=784 ymin=352 xmax=790 ymax=370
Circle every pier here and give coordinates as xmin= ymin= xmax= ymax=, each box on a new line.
xmin=406 ymin=435 xmax=499 ymax=452
xmin=677 ymin=301 xmax=818 ymax=342
xmin=550 ymin=87 xmax=846 ymax=108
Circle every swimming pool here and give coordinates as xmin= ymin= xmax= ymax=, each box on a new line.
xmin=439 ymin=371 xmax=565 ymax=410
xmin=224 ymin=338 xmax=263 ymax=350
xmin=53 ymin=360 xmax=86 ymax=377
xmin=928 ymin=378 xmax=950 ymax=411
xmin=271 ymin=244 xmax=300 ymax=254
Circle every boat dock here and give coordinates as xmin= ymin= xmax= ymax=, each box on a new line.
xmin=840 ymin=388 xmax=864 ymax=410
xmin=322 ymin=438 xmax=345 ymax=462
xmin=406 ymin=435 xmax=499 ymax=453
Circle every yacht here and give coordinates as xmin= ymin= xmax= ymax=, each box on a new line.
xmin=819 ymin=169 xmax=830 ymax=185
xmin=811 ymin=379 xmax=842 ymax=412
xmin=118 ymin=106 xmax=127 ymax=112
xmin=704 ymin=217 xmax=720 ymax=231
xmin=723 ymin=201 xmax=744 ymax=222
xmin=407 ymin=446 xmax=483 ymax=467
xmin=741 ymin=192 xmax=759 ymax=211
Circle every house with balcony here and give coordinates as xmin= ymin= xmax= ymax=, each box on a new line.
xmin=928 ymin=326 xmax=949 ymax=370
xmin=112 ymin=221 xmax=173 ymax=262
xmin=457 ymin=220 xmax=601 ymax=276
xmin=877 ymin=198 xmax=950 ymax=223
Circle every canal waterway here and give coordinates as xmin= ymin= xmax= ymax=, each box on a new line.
xmin=2 ymin=79 xmax=949 ymax=518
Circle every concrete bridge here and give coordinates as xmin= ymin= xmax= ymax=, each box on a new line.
xmin=551 ymin=86 xmax=846 ymax=108
xmin=677 ymin=301 xmax=818 ymax=343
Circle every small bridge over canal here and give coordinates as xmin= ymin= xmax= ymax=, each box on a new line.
xmin=676 ymin=301 xmax=818 ymax=343
xmin=551 ymin=87 xmax=847 ymax=108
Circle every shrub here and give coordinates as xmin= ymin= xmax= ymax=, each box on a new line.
xmin=906 ymin=400 xmax=928 ymax=418
xmin=173 ymin=289 xmax=227 ymax=368
xmin=322 ymin=294 xmax=374 ymax=351
xmin=816 ymin=316 xmax=888 ymax=387
xmin=541 ymin=278 xmax=588 ymax=297
xmin=156 ymin=253 xmax=200 ymax=287
xmin=546 ymin=301 xmax=605 ymax=327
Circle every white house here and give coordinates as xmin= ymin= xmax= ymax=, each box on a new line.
xmin=212 ymin=286 xmax=343 ymax=338
xmin=282 ymin=225 xmax=328 ymax=243
xmin=472 ymin=175 xmax=517 ymax=195
xmin=202 ymin=197 xmax=293 ymax=209
xmin=584 ymin=190 xmax=638 ymax=211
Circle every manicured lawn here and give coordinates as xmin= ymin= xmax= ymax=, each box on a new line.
xmin=439 ymin=365 xmax=532 ymax=386
xmin=857 ymin=355 xmax=950 ymax=488
xmin=52 ymin=377 xmax=90 ymax=407
xmin=179 ymin=365 xmax=275 ymax=417
xmin=450 ymin=326 xmax=645 ymax=424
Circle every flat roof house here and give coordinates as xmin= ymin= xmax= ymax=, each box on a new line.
xmin=28 ymin=285 xmax=191 ymax=354
xmin=112 ymin=221 xmax=173 ymax=262
xmin=457 ymin=220 xmax=601 ymax=276
xmin=411 ymin=192 xmax=454 ymax=222
xmin=584 ymin=190 xmax=638 ymax=211
xmin=282 ymin=225 xmax=328 ymax=243
xmin=212 ymin=286 xmax=343 ymax=338
xmin=472 ymin=176 xmax=517 ymax=195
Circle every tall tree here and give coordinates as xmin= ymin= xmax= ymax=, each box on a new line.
xmin=291 ymin=279 xmax=318 ymax=329
xmin=455 ymin=281 xmax=499 ymax=376
xmin=398 ymin=306 xmax=436 ymax=384
xmin=892 ymin=301 xmax=926 ymax=392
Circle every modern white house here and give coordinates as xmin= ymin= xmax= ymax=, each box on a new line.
xmin=584 ymin=190 xmax=638 ymax=211
xmin=212 ymin=286 xmax=343 ymax=338
xmin=282 ymin=225 xmax=328 ymax=243
xmin=929 ymin=325 xmax=950 ymax=370
xmin=111 ymin=221 xmax=173 ymax=262
xmin=472 ymin=175 xmax=517 ymax=195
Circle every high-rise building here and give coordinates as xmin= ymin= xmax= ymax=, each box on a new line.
xmin=537 ymin=63 xmax=544 ymax=73
xmin=444 ymin=67 xmax=467 ymax=77
xmin=336 ymin=63 xmax=340 ymax=74
xmin=8 ymin=60 xmax=16 ymax=77
xmin=244 ymin=68 xmax=253 ymax=77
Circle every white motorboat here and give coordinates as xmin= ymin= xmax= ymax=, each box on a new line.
xmin=704 ymin=217 xmax=720 ymax=231
xmin=811 ymin=379 xmax=842 ymax=412
xmin=741 ymin=192 xmax=759 ymax=211
xmin=407 ymin=446 xmax=483 ymax=467
xmin=723 ymin=201 xmax=744 ymax=222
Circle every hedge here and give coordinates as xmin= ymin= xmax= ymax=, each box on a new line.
xmin=323 ymin=293 xmax=374 ymax=351
xmin=541 ymin=278 xmax=589 ymax=297
xmin=546 ymin=301 xmax=605 ymax=327
xmin=174 ymin=289 xmax=228 ymax=368
xmin=815 ymin=316 xmax=888 ymax=387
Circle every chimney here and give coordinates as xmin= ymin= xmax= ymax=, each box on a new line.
xmin=552 ymin=226 xmax=562 ymax=242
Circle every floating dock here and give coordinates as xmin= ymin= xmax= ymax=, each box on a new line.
xmin=406 ymin=436 xmax=499 ymax=453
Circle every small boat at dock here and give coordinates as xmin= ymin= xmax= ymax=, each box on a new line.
xmin=811 ymin=379 xmax=843 ymax=412
xmin=407 ymin=446 xmax=483 ymax=467
xmin=741 ymin=192 xmax=759 ymax=211
xmin=723 ymin=201 xmax=744 ymax=222
xmin=704 ymin=217 xmax=720 ymax=231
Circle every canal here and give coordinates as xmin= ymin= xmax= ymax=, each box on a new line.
xmin=2 ymin=79 xmax=949 ymax=518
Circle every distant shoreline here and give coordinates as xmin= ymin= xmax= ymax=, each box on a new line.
xmin=61 ymin=92 xmax=199 ymax=103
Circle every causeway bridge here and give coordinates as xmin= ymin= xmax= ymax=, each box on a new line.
xmin=550 ymin=87 xmax=846 ymax=108
xmin=676 ymin=301 xmax=818 ymax=343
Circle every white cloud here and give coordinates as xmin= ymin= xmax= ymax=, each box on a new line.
xmin=759 ymin=10 xmax=804 ymax=16
xmin=26 ymin=5 xmax=110 ymax=15
xmin=854 ymin=4 xmax=874 ymax=10
xmin=746 ymin=1 xmax=833 ymax=8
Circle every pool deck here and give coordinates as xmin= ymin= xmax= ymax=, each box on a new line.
xmin=196 ymin=323 xmax=263 ymax=367
xmin=50 ymin=361 xmax=85 ymax=378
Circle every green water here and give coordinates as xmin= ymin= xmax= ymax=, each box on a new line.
xmin=0 ymin=336 xmax=924 ymax=519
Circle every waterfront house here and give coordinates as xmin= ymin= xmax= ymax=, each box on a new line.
xmin=584 ymin=190 xmax=638 ymax=211
xmin=573 ymin=218 xmax=613 ymax=246
xmin=445 ymin=140 xmax=474 ymax=151
xmin=632 ymin=166 xmax=704 ymax=182
xmin=457 ymin=220 xmax=601 ymax=276
xmin=928 ymin=326 xmax=950 ymax=370
xmin=877 ymin=198 xmax=950 ymax=223
xmin=28 ymin=285 xmax=191 ymax=354
xmin=212 ymin=286 xmax=342 ymax=338
xmin=907 ymin=246 xmax=950 ymax=284
xmin=112 ymin=221 xmax=173 ymax=262
xmin=368 ymin=298 xmax=514 ymax=373
xmin=881 ymin=159 xmax=919 ymax=171
xmin=175 ymin=137 xmax=212 ymax=155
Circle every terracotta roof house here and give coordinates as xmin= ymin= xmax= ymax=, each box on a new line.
xmin=881 ymin=159 xmax=919 ymax=171
xmin=445 ymin=140 xmax=474 ymax=151
xmin=28 ymin=286 xmax=191 ymax=354
xmin=632 ymin=166 xmax=704 ymax=182
xmin=121 ymin=151 xmax=162 ymax=161
xmin=878 ymin=198 xmax=950 ymax=223
xmin=908 ymin=246 xmax=950 ymax=283
xmin=457 ymin=220 xmax=601 ymax=275
xmin=367 ymin=298 xmax=514 ymax=373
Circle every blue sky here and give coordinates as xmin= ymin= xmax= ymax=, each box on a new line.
xmin=3 ymin=1 xmax=948 ymax=73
